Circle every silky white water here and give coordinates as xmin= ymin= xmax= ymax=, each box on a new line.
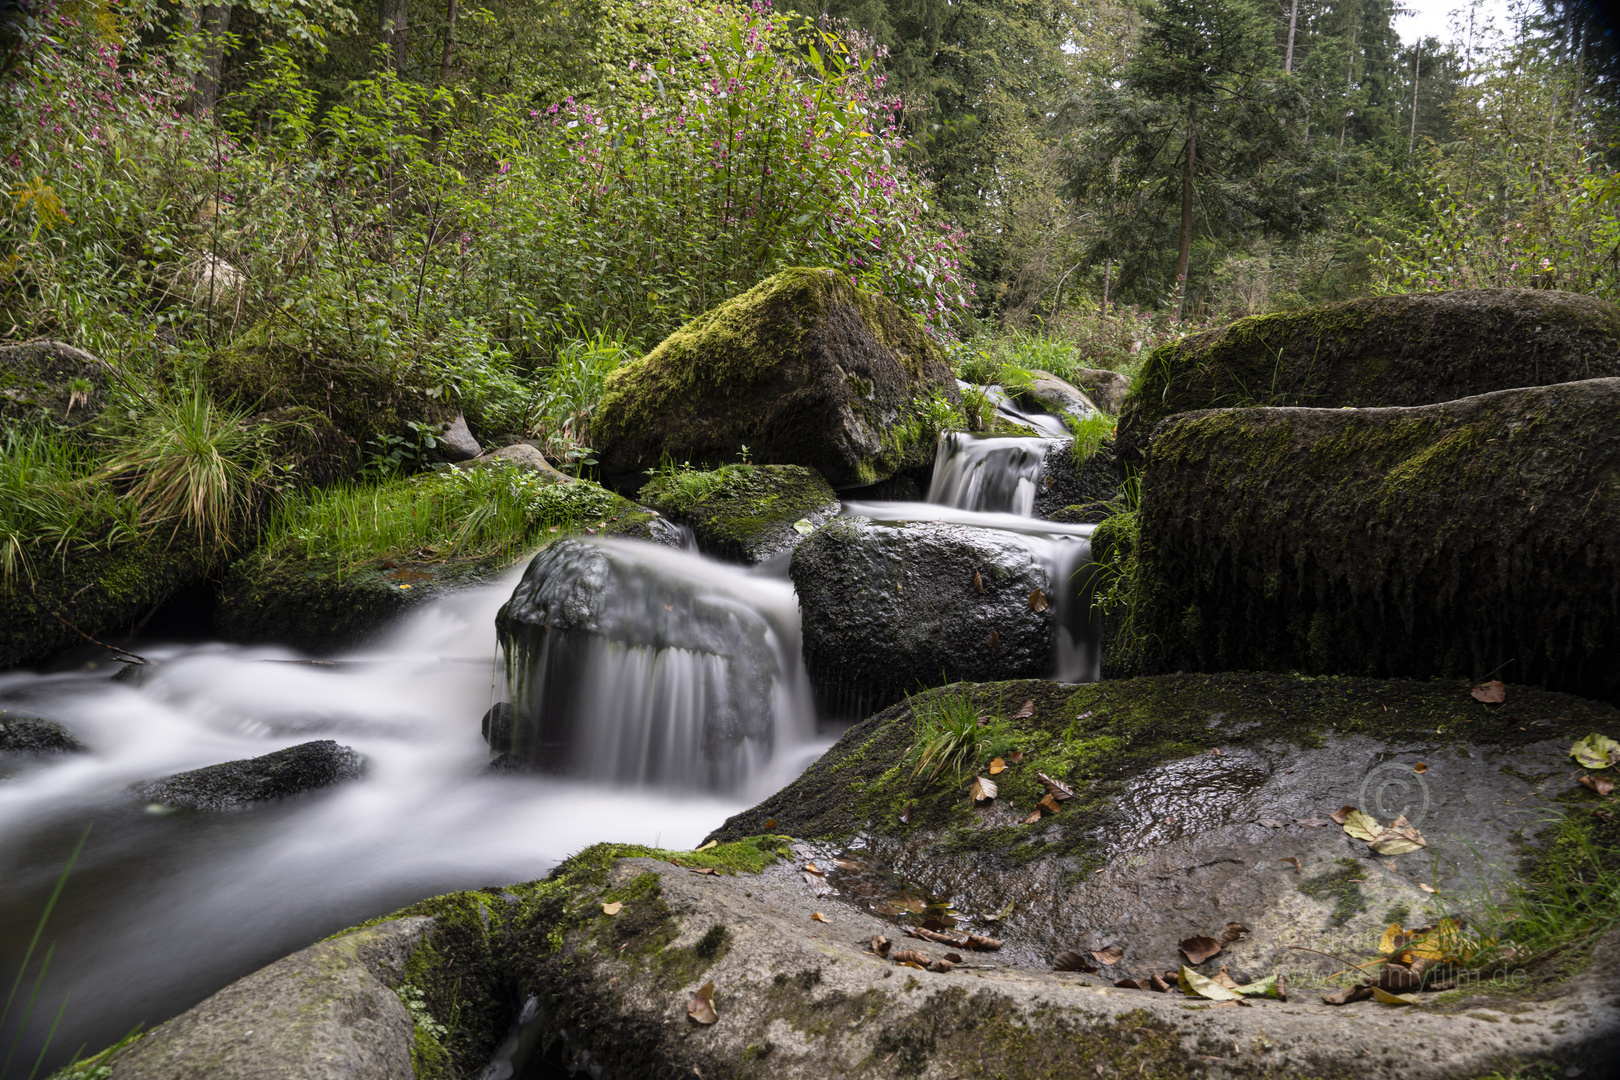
xmin=0 ymin=554 xmax=827 ymax=1077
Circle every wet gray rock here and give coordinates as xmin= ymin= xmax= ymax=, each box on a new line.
xmin=481 ymin=702 xmax=514 ymax=753
xmin=0 ymin=716 xmax=86 ymax=753
xmin=1069 ymin=366 xmax=1130 ymax=414
xmin=105 ymin=917 xmax=429 ymax=1080
xmin=1014 ymin=369 xmax=1101 ymax=422
xmin=433 ymin=413 xmax=482 ymax=461
xmin=1033 ymin=438 xmax=1121 ymax=521
xmin=790 ymin=517 xmax=1058 ymax=714
xmin=132 ymin=740 xmax=365 ymax=810
xmin=636 ymin=464 xmax=839 ymax=564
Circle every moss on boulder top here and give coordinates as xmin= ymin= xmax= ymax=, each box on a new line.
xmin=0 ymin=340 xmax=112 ymax=434
xmin=1131 ymin=377 xmax=1620 ymax=703
xmin=1116 ymin=288 xmax=1620 ymax=463
xmin=593 ymin=268 xmax=959 ymax=487
xmin=636 ymin=463 xmax=838 ymax=564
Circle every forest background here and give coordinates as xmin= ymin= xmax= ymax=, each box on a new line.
xmin=1 ymin=0 xmax=1617 ymax=601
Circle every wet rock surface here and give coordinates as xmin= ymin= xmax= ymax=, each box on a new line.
xmin=1033 ymin=438 xmax=1120 ymax=521
xmin=1013 ymin=369 xmax=1101 ymax=422
xmin=1117 ymin=287 xmax=1620 ymax=463
xmin=790 ymin=517 xmax=1059 ymax=715
xmin=132 ymin=739 xmax=365 ymax=810
xmin=593 ymin=267 xmax=959 ymax=487
xmin=0 ymin=715 xmax=86 ymax=753
xmin=1135 ymin=378 xmax=1620 ymax=704
xmin=637 ymin=463 xmax=840 ymax=564
xmin=1069 ymin=366 xmax=1130 ymax=414
xmin=104 ymin=917 xmax=429 ymax=1080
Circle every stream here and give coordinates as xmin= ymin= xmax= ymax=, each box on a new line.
xmin=0 ymin=391 xmax=1095 ymax=1077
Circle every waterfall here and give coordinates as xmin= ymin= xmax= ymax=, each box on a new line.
xmin=926 ymin=431 xmax=1052 ymax=515
xmin=494 ymin=539 xmax=814 ymax=791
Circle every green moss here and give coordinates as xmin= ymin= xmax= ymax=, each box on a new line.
xmin=637 ymin=463 xmax=836 ymax=562
xmin=1297 ymin=858 xmax=1369 ymax=927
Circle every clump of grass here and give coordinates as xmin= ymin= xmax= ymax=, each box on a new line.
xmin=0 ymin=431 xmax=137 ymax=590
xmin=905 ymin=692 xmax=1016 ymax=785
xmin=1064 ymin=411 xmax=1117 ymax=464
xmin=647 ymin=458 xmax=738 ymax=507
xmin=958 ymin=384 xmax=993 ymax=431
xmin=533 ymin=331 xmax=637 ymax=475
xmin=1085 ymin=469 xmax=1145 ymax=673
xmin=259 ymin=465 xmax=621 ymax=572
xmin=910 ymin=391 xmax=965 ymax=443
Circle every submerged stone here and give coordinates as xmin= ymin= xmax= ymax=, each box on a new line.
xmin=592 ymin=268 xmax=959 ymax=487
xmin=1116 ymin=287 xmax=1620 ymax=463
xmin=1134 ymin=377 xmax=1620 ymax=704
xmin=636 ymin=463 xmax=839 ymax=564
xmin=132 ymin=739 xmax=364 ymax=810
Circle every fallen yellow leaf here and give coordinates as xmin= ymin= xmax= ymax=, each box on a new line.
xmin=602 ymin=901 xmax=623 ymax=915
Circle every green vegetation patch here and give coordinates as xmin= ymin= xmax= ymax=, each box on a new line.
xmin=637 ymin=463 xmax=836 ymax=562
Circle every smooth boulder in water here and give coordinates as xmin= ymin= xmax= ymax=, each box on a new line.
xmin=1133 ymin=377 xmax=1620 ymax=704
xmin=1116 ymin=288 xmax=1620 ymax=463
xmin=0 ymin=716 xmax=86 ymax=753
xmin=791 ymin=516 xmax=1075 ymax=714
xmin=495 ymin=539 xmax=794 ymax=787
xmin=132 ymin=740 xmax=365 ymax=811
xmin=592 ymin=268 xmax=960 ymax=487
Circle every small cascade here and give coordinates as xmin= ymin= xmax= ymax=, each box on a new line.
xmin=975 ymin=382 xmax=1072 ymax=438
xmin=926 ymin=431 xmax=1052 ymax=515
xmin=841 ymin=502 xmax=1102 ymax=683
xmin=495 ymin=538 xmax=813 ymax=791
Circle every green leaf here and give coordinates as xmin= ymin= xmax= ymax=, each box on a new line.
xmin=1178 ymin=967 xmax=1241 ymax=1001
xmin=1570 ymin=733 xmax=1620 ymax=770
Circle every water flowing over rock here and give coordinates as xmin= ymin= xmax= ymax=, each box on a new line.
xmin=1134 ymin=378 xmax=1620 ymax=703
xmin=495 ymin=538 xmax=811 ymax=789
xmin=927 ymin=432 xmax=1121 ymax=522
xmin=592 ymin=268 xmax=959 ymax=487
xmin=791 ymin=510 xmax=1098 ymax=715
xmin=1116 ymin=287 xmax=1620 ymax=464
xmin=132 ymin=739 xmax=365 ymax=810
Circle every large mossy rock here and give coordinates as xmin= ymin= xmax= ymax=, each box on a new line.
xmin=1116 ymin=288 xmax=1620 ymax=463
xmin=790 ymin=517 xmax=1067 ymax=715
xmin=0 ymin=340 xmax=112 ymax=433
xmin=1133 ymin=378 xmax=1620 ymax=703
xmin=593 ymin=268 xmax=960 ymax=487
xmin=636 ymin=463 xmax=839 ymax=564
xmin=0 ymin=540 xmax=205 ymax=671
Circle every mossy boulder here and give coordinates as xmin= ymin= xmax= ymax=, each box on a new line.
xmin=1116 ymin=288 xmax=1620 ymax=463
xmin=593 ymin=268 xmax=959 ymax=487
xmin=1132 ymin=378 xmax=1620 ymax=703
xmin=636 ymin=464 xmax=839 ymax=564
xmin=0 ymin=540 xmax=206 ymax=671
xmin=0 ymin=340 xmax=110 ymax=434
xmin=1032 ymin=438 xmax=1121 ymax=521
xmin=205 ymin=329 xmax=458 ymax=454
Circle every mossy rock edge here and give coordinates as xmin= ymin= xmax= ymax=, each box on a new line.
xmin=636 ymin=463 xmax=840 ymax=564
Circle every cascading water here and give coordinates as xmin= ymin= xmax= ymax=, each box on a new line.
xmin=926 ymin=431 xmax=1051 ymax=515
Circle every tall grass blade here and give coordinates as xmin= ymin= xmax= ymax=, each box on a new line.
xmin=1 ymin=823 xmax=90 ymax=1080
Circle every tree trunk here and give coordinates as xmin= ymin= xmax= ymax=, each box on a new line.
xmin=379 ymin=0 xmax=407 ymax=72
xmin=195 ymin=3 xmax=232 ymax=115
xmin=1285 ymin=0 xmax=1299 ymax=73
xmin=1176 ymin=110 xmax=1196 ymax=322
xmin=1102 ymin=258 xmax=1111 ymax=316
xmin=1408 ymin=42 xmax=1421 ymax=155
xmin=438 ymin=0 xmax=458 ymax=84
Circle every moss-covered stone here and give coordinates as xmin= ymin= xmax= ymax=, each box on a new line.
xmin=593 ymin=268 xmax=959 ymax=487
xmin=636 ymin=463 xmax=839 ymax=563
xmin=1116 ymin=289 xmax=1620 ymax=463
xmin=0 ymin=539 xmax=206 ymax=671
xmin=0 ymin=340 xmax=110 ymax=434
xmin=1131 ymin=378 xmax=1620 ymax=704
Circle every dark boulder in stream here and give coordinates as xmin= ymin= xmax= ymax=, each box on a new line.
xmin=84 ymin=674 xmax=1620 ymax=1080
xmin=1133 ymin=377 xmax=1620 ymax=704
xmin=0 ymin=716 xmax=86 ymax=753
xmin=132 ymin=739 xmax=364 ymax=810
xmin=1116 ymin=288 xmax=1620 ymax=464
xmin=592 ymin=267 xmax=960 ymax=487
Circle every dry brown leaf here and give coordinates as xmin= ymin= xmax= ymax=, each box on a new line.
xmin=763 ymin=818 xmax=776 ymax=828
xmin=944 ymin=952 xmax=963 ymax=963
xmin=1330 ymin=805 xmax=1357 ymax=825
xmin=802 ymin=862 xmax=823 ymax=875
xmin=905 ymin=927 xmax=968 ymax=948
xmin=1028 ymin=589 xmax=1049 ymax=613
xmin=1005 ymin=750 xmax=1025 ymax=764
xmin=1341 ymin=808 xmax=1382 ymax=842
xmin=1413 ymin=762 xmax=1429 ymax=774
xmin=1368 ymin=814 xmax=1427 ymax=855
xmin=1091 ymin=944 xmax=1124 ymax=966
xmin=811 ymin=911 xmax=830 ymax=923
xmin=985 ymin=629 xmax=1001 ymax=651
xmin=966 ymin=933 xmax=1003 ymax=951
xmin=989 ymin=757 xmax=1006 ymax=775
xmin=1114 ymin=977 xmax=1145 ymax=989
xmin=929 ymin=958 xmax=954 ymax=973
xmin=1014 ymin=699 xmax=1036 ymax=719
xmin=1580 ymin=774 xmax=1617 ymax=797
xmin=1219 ymin=922 xmax=1250 ymax=946
xmin=891 ymin=949 xmax=929 ymax=966
xmin=602 ymin=901 xmax=624 ymax=916
xmin=1277 ymin=857 xmax=1301 ymax=871
xmin=1210 ymin=747 xmax=1223 ymax=757
xmin=1295 ymin=817 xmax=1330 ymax=828
xmin=688 ymin=982 xmax=718 ymax=1024
xmin=1179 ymin=935 xmax=1222 ymax=965
xmin=972 ymin=570 xmax=985 ymax=594
xmin=1053 ymin=950 xmax=1097 ymax=973
xmin=1418 ymin=883 xmax=1438 ymax=894
xmin=971 ymin=776 xmax=999 ymax=802
xmin=1148 ymin=973 xmax=1173 ymax=993
xmin=1037 ymin=793 xmax=1063 ymax=815
xmin=689 ymin=867 xmax=719 ymax=876
xmin=1471 ymin=680 xmax=1507 ymax=704
xmin=1036 ymin=772 xmax=1075 ymax=800
xmin=1022 ymin=808 xmax=1043 ymax=824
xmin=834 ymin=858 xmax=864 ymax=871
xmin=1210 ymin=999 xmax=1252 ymax=1008
xmin=900 ymin=802 xmax=912 ymax=824
xmin=1255 ymin=818 xmax=1285 ymax=828
xmin=869 ymin=935 xmax=891 ymax=957
xmin=1321 ymin=984 xmax=1374 ymax=1006
xmin=1211 ymin=966 xmax=1241 ymax=991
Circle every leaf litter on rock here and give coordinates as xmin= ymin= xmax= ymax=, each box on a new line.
xmin=1091 ymin=944 xmax=1124 ymax=966
xmin=970 ymin=776 xmax=998 ymax=802
xmin=602 ymin=901 xmax=623 ymax=915
xmin=989 ymin=757 xmax=1006 ymax=775
xmin=1036 ymin=772 xmax=1074 ymax=800
xmin=688 ymin=982 xmax=718 ymax=1024
xmin=1571 ymin=733 xmax=1620 ymax=770
xmin=1579 ymin=774 xmax=1616 ymax=796
xmin=1053 ymin=950 xmax=1097 ymax=973
xmin=1179 ymin=935 xmax=1222 ymax=965
xmin=1014 ymin=699 xmax=1035 ymax=719
xmin=1471 ymin=680 xmax=1507 ymax=704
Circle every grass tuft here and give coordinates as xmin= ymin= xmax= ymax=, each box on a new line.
xmin=905 ymin=691 xmax=1016 ymax=785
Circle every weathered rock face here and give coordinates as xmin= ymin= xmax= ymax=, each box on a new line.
xmin=132 ymin=740 xmax=365 ymax=810
xmin=637 ymin=464 xmax=840 ymax=564
xmin=0 ymin=340 xmax=109 ymax=432
xmin=1069 ymin=366 xmax=1131 ymax=414
xmin=1033 ymin=439 xmax=1121 ymax=521
xmin=1133 ymin=378 xmax=1620 ymax=703
xmin=593 ymin=268 xmax=960 ymax=487
xmin=790 ymin=517 xmax=1074 ymax=715
xmin=432 ymin=413 xmax=482 ymax=462
xmin=0 ymin=716 xmax=86 ymax=753
xmin=1012 ymin=370 xmax=1101 ymax=422
xmin=464 ymin=441 xmax=574 ymax=481
xmin=105 ymin=917 xmax=429 ymax=1080
xmin=495 ymin=539 xmax=787 ymax=783
xmin=1116 ymin=288 xmax=1620 ymax=463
